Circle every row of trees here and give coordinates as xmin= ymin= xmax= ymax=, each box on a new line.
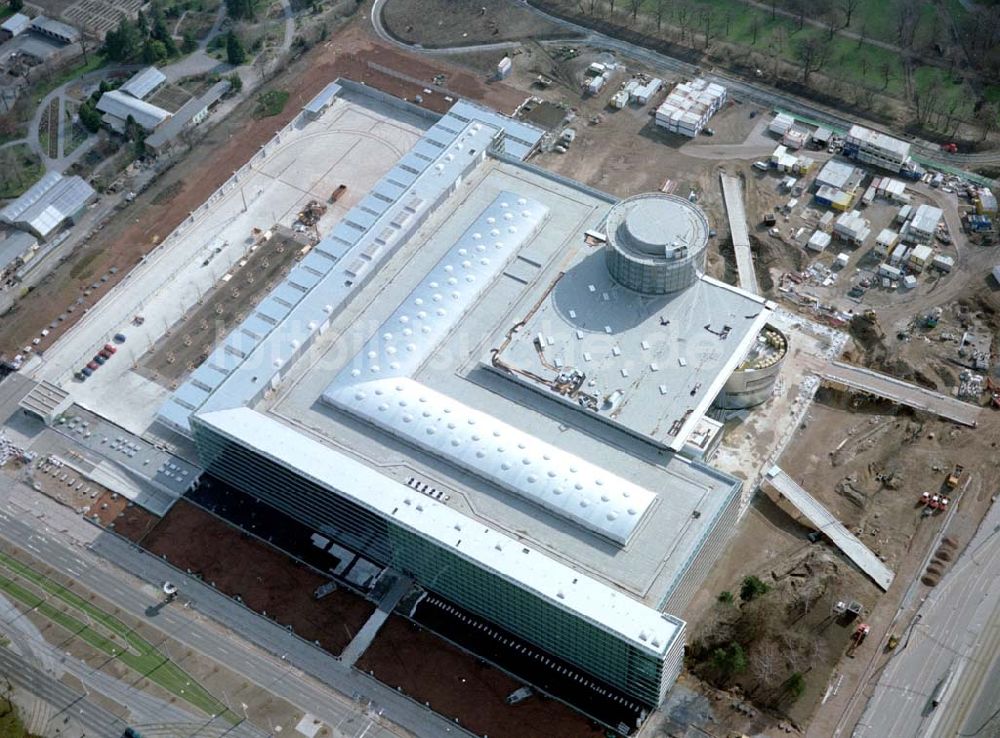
xmin=574 ymin=0 xmax=998 ymax=139
xmin=103 ymin=3 xmax=180 ymax=63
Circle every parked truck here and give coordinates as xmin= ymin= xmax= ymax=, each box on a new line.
xmin=946 ymin=464 xmax=965 ymax=489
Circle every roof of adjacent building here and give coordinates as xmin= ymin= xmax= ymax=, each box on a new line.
xmin=0 ymin=172 xmax=95 ymax=238
xmin=96 ymin=90 xmax=170 ymax=130
xmin=146 ymin=80 xmax=230 ymax=150
xmin=0 ymin=229 xmax=36 ymax=270
xmin=29 ymin=15 xmax=80 ymax=42
xmin=910 ymin=203 xmax=943 ymax=234
xmin=197 ymin=405 xmax=684 ymax=656
xmin=303 ymin=81 xmax=341 ymax=115
xmin=847 ymin=124 xmax=910 ymax=158
xmin=816 ymin=160 xmax=857 ymax=191
xmin=120 ymin=67 xmax=167 ymax=100
xmin=1 ymin=12 xmax=30 ymax=35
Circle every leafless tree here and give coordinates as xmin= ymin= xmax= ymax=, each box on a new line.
xmin=750 ymin=641 xmax=783 ymax=697
xmin=795 ymin=36 xmax=830 ymax=84
xmin=840 ymin=0 xmax=860 ymax=27
xmin=628 ymin=0 xmax=643 ymax=23
xmin=676 ymin=2 xmax=693 ymax=44
xmin=750 ymin=13 xmax=760 ymax=44
xmin=977 ymin=102 xmax=999 ymax=141
xmin=654 ymin=0 xmax=669 ymax=30
xmin=607 ymin=0 xmax=617 ymax=17
xmin=701 ymin=7 xmax=714 ymax=49
xmin=879 ymin=59 xmax=893 ymax=90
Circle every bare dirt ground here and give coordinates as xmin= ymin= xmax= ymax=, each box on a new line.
xmin=380 ymin=0 xmax=577 ymax=47
xmin=90 ymin=489 xmax=160 ymax=539
xmin=356 ymin=615 xmax=604 ymax=738
xmin=141 ymin=500 xmax=374 ymax=656
xmin=137 ymin=228 xmax=305 ymax=387
xmin=684 ymin=389 xmax=1000 ymax=733
xmin=0 ymin=21 xmax=527 ymax=359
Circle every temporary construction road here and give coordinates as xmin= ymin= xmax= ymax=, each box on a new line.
xmin=817 ymin=361 xmax=981 ymax=427
xmin=719 ymin=173 xmax=759 ymax=295
xmin=765 ymin=466 xmax=894 ymax=591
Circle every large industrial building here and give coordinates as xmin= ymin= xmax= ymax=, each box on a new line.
xmin=0 ymin=171 xmax=96 ymax=240
xmin=153 ymin=81 xmax=785 ymax=720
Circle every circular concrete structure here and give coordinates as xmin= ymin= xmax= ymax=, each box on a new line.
xmin=716 ymin=324 xmax=789 ymax=410
xmin=604 ymin=193 xmax=710 ymax=294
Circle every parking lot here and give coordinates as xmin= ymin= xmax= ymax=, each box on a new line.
xmin=24 ymin=95 xmax=427 ymax=435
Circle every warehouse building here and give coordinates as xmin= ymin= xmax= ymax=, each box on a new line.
xmin=0 ymin=12 xmax=30 ymax=40
xmin=96 ymin=89 xmax=171 ymax=133
xmin=155 ymin=81 xmax=778 ymax=721
xmin=843 ymin=124 xmax=911 ymax=173
xmin=0 ymin=171 xmax=96 ymax=240
xmin=146 ymin=80 xmax=230 ymax=156
xmin=120 ymin=66 xmax=167 ymax=100
xmin=28 ymin=16 xmax=80 ymax=45
xmin=654 ymin=77 xmax=726 ymax=137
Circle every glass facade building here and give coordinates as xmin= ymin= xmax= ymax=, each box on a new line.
xmin=191 ymin=413 xmax=683 ymax=706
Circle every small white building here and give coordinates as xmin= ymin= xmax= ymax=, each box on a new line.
xmin=902 ymin=274 xmax=918 ymax=289
xmin=908 ymin=243 xmax=933 ymax=272
xmin=889 ymin=242 xmax=909 ymax=266
xmin=835 ymin=252 xmax=850 ymax=268
xmin=783 ymin=125 xmax=809 ymax=150
xmin=815 ymin=160 xmax=858 ymax=191
xmin=770 ymin=112 xmax=794 ymax=136
xmin=882 ymin=179 xmax=907 ymax=202
xmin=879 ymin=263 xmax=902 ymax=280
xmin=96 ymin=89 xmax=171 ymax=133
xmin=905 ymin=204 xmax=943 ymax=243
xmin=1 ymin=12 xmax=30 ymax=40
xmin=807 ymin=230 xmax=832 ymax=252
xmin=932 ymin=254 xmax=954 ymax=273
xmin=654 ymin=78 xmax=726 ymax=137
xmin=632 ymin=77 xmax=663 ymax=105
xmin=875 ymin=228 xmax=899 ymax=257
xmin=834 ymin=210 xmax=871 ymax=245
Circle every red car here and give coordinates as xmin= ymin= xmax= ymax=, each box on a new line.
xmin=103 ymin=343 xmax=117 ymax=355
xmin=86 ymin=360 xmax=99 ymax=370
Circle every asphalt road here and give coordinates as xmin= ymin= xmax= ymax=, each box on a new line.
xmin=0 ymin=645 xmax=126 ymax=738
xmin=854 ymin=498 xmax=1000 ymax=737
xmin=0 ymin=482 xmax=472 ymax=738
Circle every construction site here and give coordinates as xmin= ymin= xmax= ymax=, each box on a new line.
xmin=0 ymin=4 xmax=999 ymax=738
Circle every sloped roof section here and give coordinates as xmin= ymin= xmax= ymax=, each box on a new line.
xmin=97 ymin=90 xmax=170 ymax=130
xmin=120 ymin=67 xmax=167 ymax=100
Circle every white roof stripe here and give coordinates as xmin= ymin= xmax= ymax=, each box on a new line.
xmin=196 ymin=406 xmax=681 ymax=655
xmin=321 ymin=192 xmax=656 ymax=545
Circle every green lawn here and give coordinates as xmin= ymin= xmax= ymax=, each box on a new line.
xmin=0 ymin=553 xmax=235 ymax=721
xmin=253 ymin=89 xmax=289 ymax=118
xmin=32 ymin=54 xmax=107 ymax=106
xmin=0 ymin=144 xmax=43 ymax=199
xmin=0 ymin=698 xmax=31 ymax=738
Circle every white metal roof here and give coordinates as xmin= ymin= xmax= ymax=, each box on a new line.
xmin=815 ymin=160 xmax=856 ymax=190
xmin=847 ymin=124 xmax=910 ymax=159
xmin=304 ymin=82 xmax=341 ymax=115
xmin=320 ymin=191 xmax=656 ymax=545
xmin=1 ymin=12 xmax=30 ymax=35
xmin=0 ymin=172 xmax=95 ymax=238
xmin=96 ymin=90 xmax=170 ymax=131
xmin=197 ymin=406 xmax=682 ymax=655
xmin=120 ymin=67 xmax=167 ymax=100
xmin=910 ymin=204 xmax=942 ymax=235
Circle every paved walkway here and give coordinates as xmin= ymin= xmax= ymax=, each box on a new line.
xmin=817 ymin=360 xmax=981 ymax=427
xmin=340 ymin=575 xmax=412 ymax=667
xmin=719 ymin=173 xmax=759 ymax=295
xmin=765 ymin=466 xmax=895 ymax=590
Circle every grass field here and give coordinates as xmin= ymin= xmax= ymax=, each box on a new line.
xmin=0 ymin=698 xmax=31 ymax=738
xmin=32 ymin=54 xmax=107 ymax=106
xmin=0 ymin=144 xmax=44 ymax=199
xmin=0 ymin=552 xmax=235 ymax=721
xmin=253 ymin=89 xmax=289 ymax=118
